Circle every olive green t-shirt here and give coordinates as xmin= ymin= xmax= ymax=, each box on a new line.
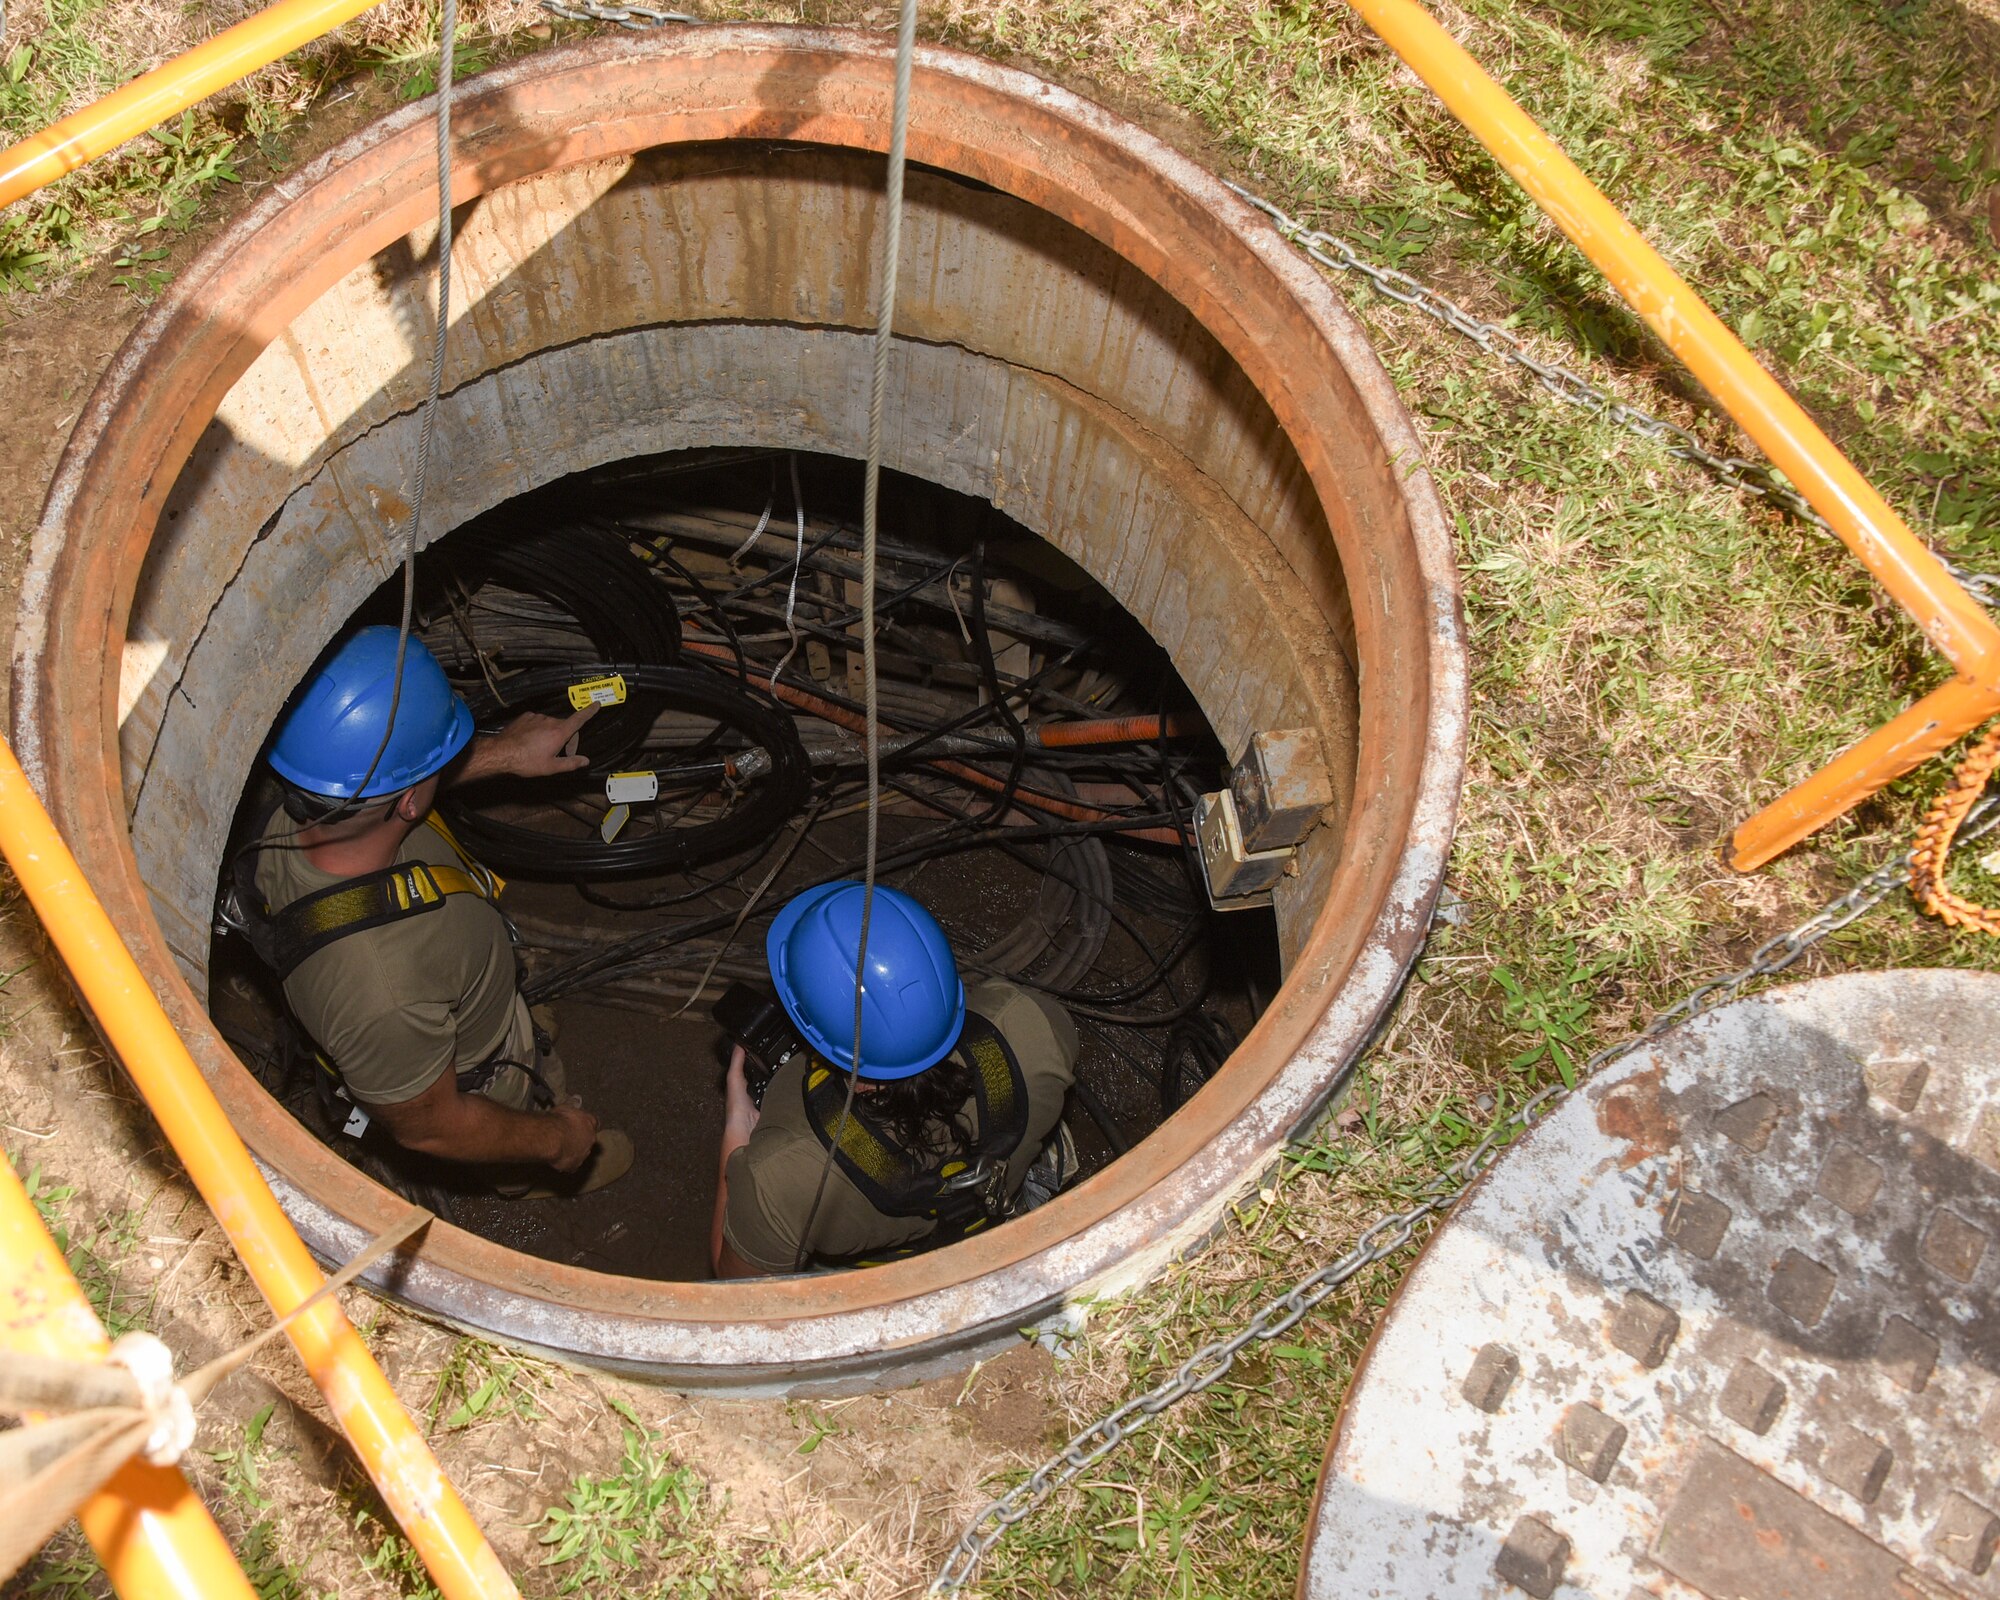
xmin=254 ymin=813 xmax=526 ymax=1106
xmin=722 ymin=978 xmax=1078 ymax=1272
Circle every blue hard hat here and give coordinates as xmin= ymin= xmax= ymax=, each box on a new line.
xmin=767 ymin=882 xmax=966 ymax=1081
xmin=267 ymin=626 xmax=474 ymax=800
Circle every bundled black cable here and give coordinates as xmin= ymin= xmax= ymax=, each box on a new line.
xmin=1159 ymin=1012 xmax=1238 ymax=1114
xmin=446 ymin=662 xmax=809 ymax=879
xmin=431 ymin=514 xmax=681 ymax=770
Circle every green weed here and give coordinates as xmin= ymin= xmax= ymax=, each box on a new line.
xmin=19 ymin=1161 xmax=147 ymax=1336
xmin=537 ymin=1399 xmax=743 ymax=1597
xmin=424 ymin=1335 xmax=546 ymax=1432
xmin=366 ymin=13 xmax=494 ymax=100
xmin=209 ymin=1403 xmax=313 ymax=1600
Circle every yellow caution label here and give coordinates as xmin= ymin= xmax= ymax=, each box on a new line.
xmin=568 ymin=674 xmax=627 ymax=710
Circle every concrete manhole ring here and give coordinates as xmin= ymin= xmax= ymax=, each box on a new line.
xmin=1303 ymin=967 xmax=2000 ymax=1598
xmin=15 ymin=26 xmax=1465 ymax=1388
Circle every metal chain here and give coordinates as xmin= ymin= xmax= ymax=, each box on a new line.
xmin=929 ymin=794 xmax=2000 ymax=1592
xmin=1227 ymin=186 xmax=2000 ymax=612
xmin=529 ymin=10 xmax=2000 ymax=1575
xmin=537 ymin=0 xmax=1998 ymax=609
xmin=539 ymin=1 xmax=701 ymax=25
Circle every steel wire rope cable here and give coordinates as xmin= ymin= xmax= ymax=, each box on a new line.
xmin=221 ymin=0 xmax=457 ymax=891
xmin=347 ymin=0 xmax=459 ymax=818
xmin=791 ymin=0 xmax=919 ymax=1271
xmin=927 ymin=792 xmax=2000 ymax=1591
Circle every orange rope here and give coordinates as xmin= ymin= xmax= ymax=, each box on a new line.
xmin=1909 ymin=718 xmax=2000 ymax=937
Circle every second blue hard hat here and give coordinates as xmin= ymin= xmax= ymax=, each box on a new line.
xmin=767 ymin=882 xmax=966 ymax=1080
xmin=267 ymin=626 xmax=474 ymax=800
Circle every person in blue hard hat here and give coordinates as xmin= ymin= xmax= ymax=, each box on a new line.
xmin=712 ymin=882 xmax=1078 ymax=1276
xmin=233 ymin=625 xmax=632 ymax=1196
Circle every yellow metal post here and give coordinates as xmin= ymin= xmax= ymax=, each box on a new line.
xmin=0 ymin=0 xmax=383 ymax=211
xmin=1341 ymin=0 xmax=2000 ymax=868
xmin=0 ymin=737 xmax=518 ymax=1600
xmin=0 ymin=1155 xmax=262 ymax=1600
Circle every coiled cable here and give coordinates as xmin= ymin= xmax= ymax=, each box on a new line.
xmin=444 ymin=662 xmax=807 ymax=878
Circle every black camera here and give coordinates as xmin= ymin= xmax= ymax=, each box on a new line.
xmin=712 ymin=982 xmax=807 ymax=1107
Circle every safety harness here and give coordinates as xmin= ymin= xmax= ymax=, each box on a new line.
xmin=220 ymin=808 xmax=552 ymax=1132
xmin=222 ymin=809 xmax=504 ymax=982
xmin=799 ymin=1011 xmax=1031 ymax=1251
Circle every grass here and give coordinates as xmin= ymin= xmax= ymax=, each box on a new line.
xmin=536 ymin=1397 xmax=750 ymax=1597
xmin=424 ymin=1334 xmax=551 ymax=1431
xmin=5 ymin=0 xmax=2000 ymax=1594
xmin=0 ymin=0 xmax=242 ymax=293
xmin=0 ymin=1 xmax=545 ymax=296
xmin=209 ymin=1403 xmax=317 ymax=1600
xmin=19 ymin=1159 xmax=149 ymax=1336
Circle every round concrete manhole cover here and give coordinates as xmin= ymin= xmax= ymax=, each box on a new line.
xmin=1301 ymin=968 xmax=2000 ymax=1600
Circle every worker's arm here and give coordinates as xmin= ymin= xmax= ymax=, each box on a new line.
xmin=712 ymin=1047 xmax=764 ymax=1278
xmin=370 ymin=1067 xmax=600 ymax=1169
xmin=451 ymin=705 xmax=597 ymax=786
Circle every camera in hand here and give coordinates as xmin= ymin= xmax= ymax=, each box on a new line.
xmin=712 ymin=982 xmax=806 ymax=1108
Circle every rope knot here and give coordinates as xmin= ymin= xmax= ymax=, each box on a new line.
xmin=105 ymin=1332 xmax=196 ymax=1469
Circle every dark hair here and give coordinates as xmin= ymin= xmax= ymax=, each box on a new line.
xmin=865 ymin=1050 xmax=980 ymax=1168
xmin=279 ymin=781 xmax=348 ymax=824
xmin=278 ymin=780 xmax=404 ymax=826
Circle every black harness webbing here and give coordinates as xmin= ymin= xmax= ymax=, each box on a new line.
xmin=799 ymin=1012 xmax=1030 ymax=1240
xmin=228 ymin=810 xmax=501 ymax=982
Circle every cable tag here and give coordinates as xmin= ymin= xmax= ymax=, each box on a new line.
xmin=568 ymin=674 xmax=627 ymax=710
xmin=341 ymin=1103 xmax=371 ymax=1138
xmin=601 ymin=803 xmax=631 ymax=844
xmin=605 ymin=771 xmax=660 ymax=804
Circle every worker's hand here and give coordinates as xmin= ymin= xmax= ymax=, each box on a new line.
xmin=501 ymin=705 xmax=598 ymax=778
xmin=467 ymin=706 xmax=598 ymax=783
xmin=723 ymin=1046 xmax=760 ymax=1143
xmin=547 ymin=1103 xmax=601 ymax=1171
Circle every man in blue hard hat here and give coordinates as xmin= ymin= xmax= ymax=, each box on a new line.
xmin=238 ymin=625 xmax=632 ymax=1195
xmin=711 ymin=882 xmax=1078 ymax=1276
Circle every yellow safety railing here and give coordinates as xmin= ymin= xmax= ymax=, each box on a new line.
xmin=0 ymin=1155 xmax=263 ymax=1600
xmin=0 ymin=0 xmax=383 ymax=210
xmin=1343 ymin=0 xmax=2000 ymax=871
xmin=0 ymin=736 xmax=518 ymax=1600
xmin=0 ymin=0 xmax=1988 ymax=875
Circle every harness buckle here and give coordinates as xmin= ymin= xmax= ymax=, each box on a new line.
xmin=936 ymin=1156 xmax=1009 ymax=1220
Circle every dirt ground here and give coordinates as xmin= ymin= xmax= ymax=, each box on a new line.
xmin=0 ymin=62 xmax=1066 ymax=1600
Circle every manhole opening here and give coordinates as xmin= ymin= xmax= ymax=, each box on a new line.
xmin=21 ymin=29 xmax=1461 ymax=1379
xmin=208 ymin=447 xmax=1283 ymax=1283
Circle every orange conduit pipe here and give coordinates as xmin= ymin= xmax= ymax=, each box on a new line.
xmin=0 ymin=0 xmax=384 ymax=210
xmin=681 ymin=640 xmax=1185 ymax=843
xmin=0 ymin=1157 xmax=262 ymax=1600
xmin=1031 ymin=712 xmax=1199 ymax=748
xmin=0 ymin=737 xmax=518 ymax=1600
xmin=1342 ymin=0 xmax=2000 ymax=871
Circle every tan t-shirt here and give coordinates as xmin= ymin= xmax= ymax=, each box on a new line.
xmin=254 ymin=813 xmax=526 ymax=1106
xmin=723 ymin=978 xmax=1078 ymax=1272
